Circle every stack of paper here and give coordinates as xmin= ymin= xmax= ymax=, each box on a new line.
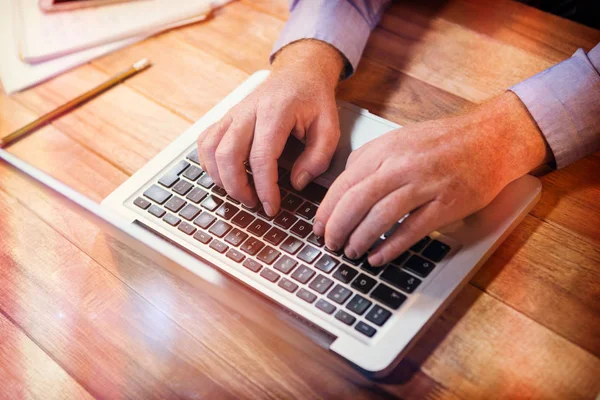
xmin=0 ymin=0 xmax=230 ymax=94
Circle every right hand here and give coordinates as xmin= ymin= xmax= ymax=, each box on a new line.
xmin=197 ymin=40 xmax=344 ymax=216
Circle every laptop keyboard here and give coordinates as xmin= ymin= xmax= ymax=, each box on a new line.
xmin=133 ymin=148 xmax=452 ymax=340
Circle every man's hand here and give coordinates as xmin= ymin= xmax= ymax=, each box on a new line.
xmin=197 ymin=40 xmax=344 ymax=216
xmin=313 ymin=92 xmax=552 ymax=266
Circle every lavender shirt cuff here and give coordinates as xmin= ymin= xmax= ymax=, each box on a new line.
xmin=270 ymin=1 xmax=382 ymax=79
xmin=511 ymin=44 xmax=600 ymax=169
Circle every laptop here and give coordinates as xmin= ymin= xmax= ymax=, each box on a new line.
xmin=2 ymin=70 xmax=541 ymax=377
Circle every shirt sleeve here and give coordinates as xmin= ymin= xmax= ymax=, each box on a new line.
xmin=510 ymin=43 xmax=600 ymax=169
xmin=270 ymin=0 xmax=390 ymax=79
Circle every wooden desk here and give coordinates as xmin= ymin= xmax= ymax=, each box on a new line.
xmin=1 ymin=0 xmax=599 ymax=398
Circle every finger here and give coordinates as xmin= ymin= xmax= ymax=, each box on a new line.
xmin=198 ymin=116 xmax=233 ymax=187
xmin=290 ymin=109 xmax=340 ymax=191
xmin=344 ymin=184 xmax=434 ymax=260
xmin=322 ymin=172 xmax=401 ymax=251
xmin=215 ymin=115 xmax=259 ymax=207
xmin=313 ymin=158 xmax=378 ymax=237
xmin=368 ymin=201 xmax=442 ymax=266
xmin=249 ymin=111 xmax=295 ymax=216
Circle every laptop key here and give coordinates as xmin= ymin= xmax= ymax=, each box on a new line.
xmin=231 ymin=210 xmax=255 ymax=228
xmin=143 ymin=185 xmax=171 ymax=204
xmin=290 ymin=220 xmax=312 ymax=238
xmin=274 ymin=211 xmax=297 ymax=229
xmin=351 ymin=274 xmax=377 ymax=294
xmin=172 ymin=180 xmax=193 ymax=196
xmin=158 ymin=160 xmax=189 ymax=188
xmin=380 ymin=266 xmax=421 ymax=293
xmin=186 ymin=187 xmax=208 ymax=204
xmin=422 ymin=240 xmax=451 ymax=262
xmin=179 ymin=204 xmax=201 ymax=221
xmin=308 ymin=274 xmax=334 ymax=294
xmin=325 ymin=246 xmax=343 ymax=256
xmin=327 ymin=284 xmax=352 ymax=304
xmin=186 ymin=149 xmax=201 ymax=165
xmin=264 ymin=227 xmax=287 ymax=246
xmin=209 ymin=239 xmax=228 ymax=254
xmin=224 ymin=228 xmax=248 ymax=247
xmin=240 ymin=237 xmax=265 ymax=256
xmin=200 ymin=195 xmax=223 ymax=211
xmin=296 ymin=288 xmax=317 ymax=304
xmin=165 ymin=196 xmax=186 ymax=213
xmin=183 ymin=166 xmax=203 ymax=182
xmin=216 ymin=202 xmax=239 ymax=220
xmin=193 ymin=212 xmax=216 ymax=229
xmin=296 ymin=201 xmax=317 ymax=220
xmin=242 ymin=258 xmax=262 ymax=272
xmin=193 ymin=231 xmax=212 ymax=244
xmin=315 ymin=254 xmax=339 ymax=273
xmin=291 ymin=265 xmax=315 ymax=284
xmin=177 ymin=221 xmax=196 ymax=236
xmin=257 ymin=246 xmax=281 ymax=265
xmin=226 ymin=195 xmax=240 ymax=205
xmin=315 ymin=299 xmax=336 ymax=315
xmin=148 ymin=205 xmax=166 ymax=218
xmin=346 ymin=294 xmax=372 ymax=316
xmin=163 ymin=214 xmax=181 ymax=227
xmin=333 ymin=264 xmax=358 ymax=284
xmin=355 ymin=321 xmax=377 ymax=338
xmin=370 ymin=284 xmax=406 ymax=310
xmin=278 ymin=278 xmax=298 ymax=293
xmin=248 ymin=219 xmax=270 ymax=237
xmin=212 ymin=185 xmax=228 ymax=197
xmin=197 ymin=174 xmax=214 ymax=189
xmin=307 ymin=233 xmax=324 ymax=247
xmin=260 ymin=268 xmax=280 ymax=283
xmin=342 ymin=254 xmax=366 ymax=266
xmin=209 ymin=220 xmax=232 ymax=238
xmin=281 ymin=193 xmax=303 ymax=211
xmin=280 ymin=236 xmax=303 ymax=254
xmin=403 ymin=255 xmax=436 ymax=278
xmin=410 ymin=236 xmax=431 ymax=253
xmin=297 ymin=245 xmax=321 ymax=264
xmin=361 ymin=260 xmax=384 ymax=276
xmin=226 ymin=248 xmax=245 ymax=263
xmin=257 ymin=207 xmax=274 ymax=221
xmin=273 ymin=255 xmax=297 ymax=274
xmin=390 ymin=251 xmax=410 ymax=266
xmin=335 ymin=310 xmax=356 ymax=326
xmin=366 ymin=305 xmax=392 ymax=327
xmin=134 ymin=197 xmax=150 ymax=210
xmin=299 ymin=182 xmax=327 ymax=204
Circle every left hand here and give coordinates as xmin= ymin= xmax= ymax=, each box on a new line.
xmin=313 ymin=92 xmax=552 ymax=266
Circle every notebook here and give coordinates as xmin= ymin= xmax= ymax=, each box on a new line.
xmin=0 ymin=0 xmax=207 ymax=94
xmin=16 ymin=0 xmax=231 ymax=63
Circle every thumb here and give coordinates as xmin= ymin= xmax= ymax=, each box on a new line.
xmin=291 ymin=111 xmax=340 ymax=190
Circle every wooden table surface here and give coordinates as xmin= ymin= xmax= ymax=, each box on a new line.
xmin=1 ymin=0 xmax=599 ymax=398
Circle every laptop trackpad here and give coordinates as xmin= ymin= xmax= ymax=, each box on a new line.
xmin=279 ymin=103 xmax=399 ymax=188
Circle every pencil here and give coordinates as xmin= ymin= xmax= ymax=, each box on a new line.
xmin=0 ymin=58 xmax=151 ymax=148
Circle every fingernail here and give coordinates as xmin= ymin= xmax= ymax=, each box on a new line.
xmin=345 ymin=247 xmax=358 ymax=260
xmin=313 ymin=221 xmax=325 ymax=236
xmin=369 ymin=253 xmax=384 ymax=266
xmin=327 ymin=240 xmax=341 ymax=251
xmin=296 ymin=171 xmax=312 ymax=190
xmin=262 ymin=201 xmax=275 ymax=217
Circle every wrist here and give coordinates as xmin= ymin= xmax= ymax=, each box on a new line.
xmin=470 ymin=92 xmax=553 ymax=182
xmin=271 ymin=39 xmax=345 ymax=91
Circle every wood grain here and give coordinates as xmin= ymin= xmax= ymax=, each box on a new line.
xmin=1 ymin=0 xmax=599 ymax=398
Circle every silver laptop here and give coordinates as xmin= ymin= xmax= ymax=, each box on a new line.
xmin=4 ymin=70 xmax=541 ymax=377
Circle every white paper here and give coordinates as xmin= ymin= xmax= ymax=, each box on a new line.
xmin=17 ymin=0 xmax=227 ymax=63
xmin=0 ymin=0 xmax=207 ymax=94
